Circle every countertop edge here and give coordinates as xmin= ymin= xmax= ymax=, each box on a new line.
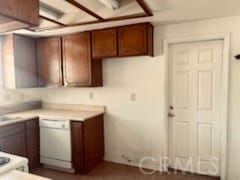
xmin=0 ymin=109 xmax=104 ymax=127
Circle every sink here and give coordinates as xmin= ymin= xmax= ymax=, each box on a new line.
xmin=0 ymin=116 xmax=22 ymax=122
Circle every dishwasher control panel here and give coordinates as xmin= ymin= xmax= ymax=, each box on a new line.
xmin=39 ymin=119 xmax=70 ymax=129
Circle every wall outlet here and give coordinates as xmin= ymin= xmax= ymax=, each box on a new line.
xmin=130 ymin=93 xmax=136 ymax=101
xmin=122 ymin=155 xmax=132 ymax=163
xmin=89 ymin=92 xmax=94 ymax=100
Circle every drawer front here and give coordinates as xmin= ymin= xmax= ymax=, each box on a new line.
xmin=0 ymin=123 xmax=25 ymax=138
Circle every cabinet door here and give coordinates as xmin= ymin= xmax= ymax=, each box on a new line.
xmin=71 ymin=122 xmax=84 ymax=173
xmin=36 ymin=37 xmax=62 ymax=86
xmin=0 ymin=133 xmax=27 ymax=157
xmin=62 ymin=32 xmax=92 ymax=86
xmin=118 ymin=23 xmax=148 ymax=56
xmin=0 ymin=0 xmax=39 ymax=33
xmin=71 ymin=115 xmax=104 ymax=174
xmin=91 ymin=28 xmax=117 ymax=59
xmin=26 ymin=119 xmax=39 ymax=169
xmin=0 ymin=0 xmax=39 ymax=26
xmin=83 ymin=115 xmax=104 ymax=172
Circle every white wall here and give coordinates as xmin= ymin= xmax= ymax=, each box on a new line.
xmin=40 ymin=54 xmax=166 ymax=170
xmin=39 ymin=16 xmax=240 ymax=179
xmin=0 ymin=89 xmax=41 ymax=106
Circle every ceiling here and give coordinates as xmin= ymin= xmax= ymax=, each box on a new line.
xmin=15 ymin=0 xmax=240 ymax=37
xmin=38 ymin=0 xmax=144 ymax=25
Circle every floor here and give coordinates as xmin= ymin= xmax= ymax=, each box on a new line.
xmin=31 ymin=161 xmax=220 ymax=180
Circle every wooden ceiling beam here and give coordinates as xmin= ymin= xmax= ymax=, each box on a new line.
xmin=25 ymin=13 xmax=149 ymax=32
xmin=40 ymin=15 xmax=65 ymax=26
xmin=25 ymin=27 xmax=36 ymax=32
xmin=65 ymin=0 xmax=105 ymax=21
xmin=67 ymin=20 xmax=101 ymax=27
xmin=136 ymin=0 xmax=153 ymax=16
xmin=105 ymin=13 xmax=148 ymax=22
xmin=25 ymin=20 xmax=99 ymax=32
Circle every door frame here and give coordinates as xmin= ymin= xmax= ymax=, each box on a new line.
xmin=163 ymin=33 xmax=230 ymax=180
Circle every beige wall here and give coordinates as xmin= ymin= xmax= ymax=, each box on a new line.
xmin=39 ymin=16 xmax=240 ymax=179
xmin=0 ymin=89 xmax=40 ymax=106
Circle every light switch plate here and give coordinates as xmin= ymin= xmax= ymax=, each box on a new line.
xmin=130 ymin=93 xmax=136 ymax=101
xmin=89 ymin=92 xmax=94 ymax=100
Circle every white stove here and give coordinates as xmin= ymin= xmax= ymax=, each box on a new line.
xmin=0 ymin=152 xmax=28 ymax=174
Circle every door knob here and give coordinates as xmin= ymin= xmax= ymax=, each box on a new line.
xmin=168 ymin=112 xmax=175 ymax=118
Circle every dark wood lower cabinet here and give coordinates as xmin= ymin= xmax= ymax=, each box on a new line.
xmin=26 ymin=119 xmax=40 ymax=169
xmin=71 ymin=122 xmax=84 ymax=171
xmin=0 ymin=119 xmax=40 ymax=169
xmin=71 ymin=115 xmax=104 ymax=173
xmin=0 ymin=132 xmax=27 ymax=157
xmin=0 ymin=115 xmax=104 ymax=173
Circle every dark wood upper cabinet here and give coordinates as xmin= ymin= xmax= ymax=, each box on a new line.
xmin=1 ymin=34 xmax=38 ymax=89
xmin=91 ymin=23 xmax=153 ymax=59
xmin=36 ymin=37 xmax=63 ymax=87
xmin=34 ymin=23 xmax=153 ymax=88
xmin=118 ymin=23 xmax=153 ymax=57
xmin=91 ymin=28 xmax=118 ymax=59
xmin=62 ymin=32 xmax=102 ymax=87
xmin=0 ymin=0 xmax=39 ymax=33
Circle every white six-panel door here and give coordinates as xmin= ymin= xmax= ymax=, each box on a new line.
xmin=168 ymin=40 xmax=223 ymax=176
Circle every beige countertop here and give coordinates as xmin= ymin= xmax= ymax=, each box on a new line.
xmin=0 ymin=108 xmax=104 ymax=126
xmin=0 ymin=170 xmax=51 ymax=180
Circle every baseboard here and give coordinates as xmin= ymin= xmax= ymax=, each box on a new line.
xmin=103 ymin=157 xmax=165 ymax=173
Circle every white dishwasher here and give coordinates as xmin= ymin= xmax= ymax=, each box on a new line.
xmin=40 ymin=118 xmax=74 ymax=172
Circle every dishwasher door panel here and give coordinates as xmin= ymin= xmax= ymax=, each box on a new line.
xmin=40 ymin=128 xmax=72 ymax=162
